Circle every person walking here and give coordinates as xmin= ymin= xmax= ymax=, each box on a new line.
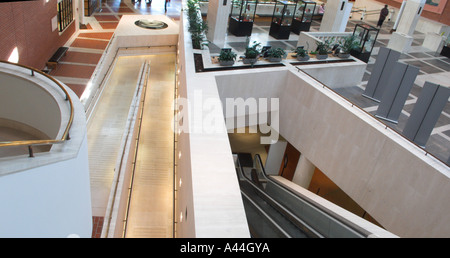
xmin=377 ymin=5 xmax=389 ymax=28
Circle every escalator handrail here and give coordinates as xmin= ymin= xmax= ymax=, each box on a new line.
xmin=240 ymin=191 xmax=292 ymax=238
xmin=254 ymin=154 xmax=367 ymax=238
xmin=236 ymin=157 xmax=323 ymax=238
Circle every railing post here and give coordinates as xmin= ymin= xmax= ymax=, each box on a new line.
xmin=28 ymin=146 xmax=34 ymax=158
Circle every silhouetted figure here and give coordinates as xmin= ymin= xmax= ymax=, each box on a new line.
xmin=377 ymin=5 xmax=389 ymax=28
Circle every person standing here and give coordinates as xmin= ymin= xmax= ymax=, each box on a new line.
xmin=377 ymin=5 xmax=389 ymax=28
xmin=318 ymin=3 xmax=325 ymax=14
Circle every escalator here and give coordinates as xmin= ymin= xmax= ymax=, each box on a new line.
xmin=235 ymin=153 xmax=367 ymax=238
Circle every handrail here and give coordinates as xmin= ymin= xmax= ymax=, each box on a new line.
xmin=0 ymin=60 xmax=74 ymax=156
xmin=253 ymin=153 xmax=367 ymax=238
xmin=235 ymin=154 xmax=322 ymax=238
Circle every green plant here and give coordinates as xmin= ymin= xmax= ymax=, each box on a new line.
xmin=186 ymin=0 xmax=208 ymax=50
xmin=267 ymin=47 xmax=286 ymax=58
xmin=218 ymin=49 xmax=237 ymax=62
xmin=316 ymin=38 xmax=333 ymax=55
xmin=293 ymin=47 xmax=308 ymax=57
xmin=339 ymin=35 xmax=360 ymax=54
xmin=244 ymin=41 xmax=261 ymax=59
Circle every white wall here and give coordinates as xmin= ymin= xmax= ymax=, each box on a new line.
xmin=278 ymin=70 xmax=450 ymax=238
xmin=0 ymin=72 xmax=62 ymax=139
xmin=213 ymin=64 xmax=450 ymax=237
xmin=175 ymin=11 xmax=250 ymax=238
xmin=0 ymin=135 xmax=92 ymax=238
xmin=0 ymin=64 xmax=92 ymax=237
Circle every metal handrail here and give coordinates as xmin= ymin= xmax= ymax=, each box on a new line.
xmin=253 ymin=154 xmax=367 ymax=238
xmin=295 ymin=67 xmax=449 ymax=168
xmin=236 ymin=155 xmax=323 ymax=238
xmin=0 ymin=60 xmax=74 ymax=156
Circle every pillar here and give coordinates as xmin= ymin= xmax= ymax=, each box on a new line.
xmin=319 ymin=0 xmax=353 ymax=32
xmin=387 ymin=0 xmax=426 ymax=53
xmin=206 ymin=0 xmax=232 ymax=47
xmin=291 ymin=155 xmax=315 ymax=189
xmin=264 ymin=140 xmax=287 ymax=176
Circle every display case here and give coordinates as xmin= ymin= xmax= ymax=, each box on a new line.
xmin=291 ymin=1 xmax=316 ymax=34
xmin=229 ymin=0 xmax=258 ymax=36
xmin=269 ymin=0 xmax=297 ymax=39
xmin=350 ymin=23 xmax=379 ymax=63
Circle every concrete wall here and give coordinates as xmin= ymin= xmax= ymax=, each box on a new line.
xmin=175 ymin=10 xmax=250 ymax=238
xmin=0 ymin=71 xmax=61 ymax=139
xmin=213 ymin=65 xmax=450 ymax=237
xmin=278 ymin=70 xmax=450 ymax=238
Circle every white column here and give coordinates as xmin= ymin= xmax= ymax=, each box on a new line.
xmin=264 ymin=140 xmax=287 ymax=176
xmin=206 ymin=0 xmax=232 ymax=47
xmin=291 ymin=155 xmax=315 ymax=189
xmin=387 ymin=0 xmax=426 ymax=53
xmin=319 ymin=0 xmax=352 ymax=32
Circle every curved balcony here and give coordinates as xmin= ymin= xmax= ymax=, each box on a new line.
xmin=0 ymin=60 xmax=73 ymax=159
xmin=0 ymin=60 xmax=91 ymax=237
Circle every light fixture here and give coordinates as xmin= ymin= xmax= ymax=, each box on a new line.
xmin=179 ymin=178 xmax=182 ymax=187
xmin=8 ymin=47 xmax=19 ymax=63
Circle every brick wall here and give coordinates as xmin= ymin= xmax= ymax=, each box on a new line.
xmin=0 ymin=0 xmax=75 ymax=69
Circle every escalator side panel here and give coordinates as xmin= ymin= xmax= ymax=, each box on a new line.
xmin=264 ymin=181 xmax=362 ymax=238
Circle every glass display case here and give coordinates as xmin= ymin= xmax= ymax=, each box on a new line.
xmin=229 ymin=0 xmax=258 ymax=36
xmin=269 ymin=0 xmax=297 ymax=39
xmin=350 ymin=23 xmax=379 ymax=63
xmin=291 ymin=1 xmax=316 ymax=34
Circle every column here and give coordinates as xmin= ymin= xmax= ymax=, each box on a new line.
xmin=206 ymin=0 xmax=232 ymax=47
xmin=264 ymin=140 xmax=287 ymax=176
xmin=387 ymin=0 xmax=426 ymax=53
xmin=319 ymin=0 xmax=352 ymax=32
xmin=291 ymin=155 xmax=315 ymax=189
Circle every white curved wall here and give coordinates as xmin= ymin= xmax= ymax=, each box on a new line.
xmin=0 ymin=63 xmax=92 ymax=238
xmin=0 ymin=72 xmax=62 ymax=139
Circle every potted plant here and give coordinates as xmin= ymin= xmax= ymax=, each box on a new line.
xmin=243 ymin=41 xmax=261 ymax=66
xmin=293 ymin=47 xmax=310 ymax=61
xmin=315 ymin=38 xmax=332 ymax=60
xmin=218 ymin=49 xmax=237 ymax=66
xmin=266 ymin=47 xmax=286 ymax=62
xmin=338 ymin=35 xmax=360 ymax=58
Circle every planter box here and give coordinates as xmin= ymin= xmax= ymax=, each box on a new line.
xmin=268 ymin=57 xmax=282 ymax=62
xmin=316 ymin=54 xmax=328 ymax=60
xmin=243 ymin=58 xmax=258 ymax=65
xmin=338 ymin=53 xmax=351 ymax=58
xmin=297 ymin=55 xmax=310 ymax=61
xmin=219 ymin=60 xmax=235 ymax=66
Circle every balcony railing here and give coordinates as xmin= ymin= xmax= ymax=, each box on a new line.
xmin=0 ymin=60 xmax=74 ymax=157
